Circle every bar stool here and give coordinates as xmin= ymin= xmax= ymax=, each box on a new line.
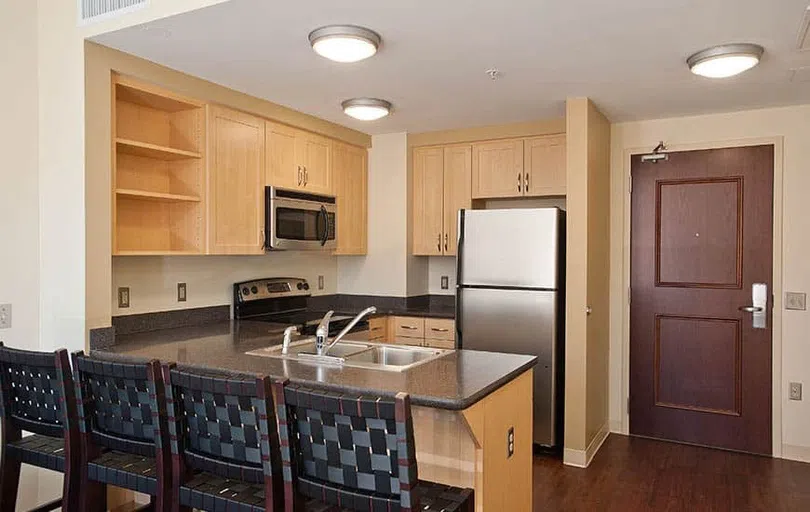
xmin=0 ymin=343 xmax=79 ymax=512
xmin=272 ymin=380 xmax=474 ymax=512
xmin=71 ymin=352 xmax=171 ymax=512
xmin=162 ymin=365 xmax=283 ymax=512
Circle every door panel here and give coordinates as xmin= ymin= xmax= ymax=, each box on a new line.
xmin=208 ymin=107 xmax=264 ymax=255
xmin=442 ymin=145 xmax=472 ymax=256
xmin=471 ymin=139 xmax=524 ymax=199
xmin=412 ymin=147 xmax=444 ymax=256
xmin=265 ymin=121 xmax=298 ymax=189
xmin=458 ymin=287 xmax=558 ymax=445
xmin=298 ymin=132 xmax=331 ymax=194
xmin=524 ymin=135 xmax=566 ymax=197
xmin=630 ymin=145 xmax=774 ymax=455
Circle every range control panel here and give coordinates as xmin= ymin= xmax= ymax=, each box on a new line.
xmin=235 ymin=278 xmax=310 ymax=302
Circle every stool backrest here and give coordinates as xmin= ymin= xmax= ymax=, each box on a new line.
xmin=0 ymin=342 xmax=76 ymax=438
xmin=72 ymin=352 xmax=166 ymax=457
xmin=163 ymin=365 xmax=281 ymax=497
xmin=272 ymin=381 xmax=419 ymax=512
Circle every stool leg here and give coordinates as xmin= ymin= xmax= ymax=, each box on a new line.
xmin=0 ymin=454 xmax=21 ymax=510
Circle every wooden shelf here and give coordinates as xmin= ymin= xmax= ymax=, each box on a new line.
xmin=116 ymin=138 xmax=202 ymax=161
xmin=114 ymin=250 xmax=203 ymax=256
xmin=115 ymin=78 xmax=202 ymax=112
xmin=115 ymin=189 xmax=201 ymax=203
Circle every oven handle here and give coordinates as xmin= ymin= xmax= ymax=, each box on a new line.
xmin=319 ymin=206 xmax=329 ymax=246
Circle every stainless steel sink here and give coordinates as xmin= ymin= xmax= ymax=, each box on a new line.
xmin=246 ymin=338 xmax=451 ymax=372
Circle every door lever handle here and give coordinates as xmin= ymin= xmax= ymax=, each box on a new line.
xmin=739 ymin=306 xmax=764 ymax=313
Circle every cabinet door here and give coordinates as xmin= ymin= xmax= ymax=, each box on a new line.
xmin=412 ymin=147 xmax=445 ymax=256
xmin=392 ymin=316 xmax=426 ymax=338
xmin=298 ymin=132 xmax=332 ymax=194
xmin=208 ymin=107 xmax=265 ymax=254
xmin=442 ymin=145 xmax=472 ymax=256
xmin=471 ymin=139 xmax=524 ymax=199
xmin=333 ymin=142 xmax=368 ymax=255
xmin=524 ymin=134 xmax=566 ymax=197
xmin=265 ymin=121 xmax=299 ymax=189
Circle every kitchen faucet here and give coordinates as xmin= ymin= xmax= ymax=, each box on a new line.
xmin=315 ymin=306 xmax=377 ymax=356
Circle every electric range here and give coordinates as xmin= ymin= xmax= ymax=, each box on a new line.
xmin=233 ymin=278 xmax=366 ymax=337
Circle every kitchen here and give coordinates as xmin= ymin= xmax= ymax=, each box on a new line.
xmin=3 ymin=0 xmax=810 ymax=511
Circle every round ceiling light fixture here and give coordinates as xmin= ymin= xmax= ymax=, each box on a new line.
xmin=309 ymin=25 xmax=381 ymax=63
xmin=687 ymin=43 xmax=764 ymax=78
xmin=341 ymin=98 xmax=392 ymax=121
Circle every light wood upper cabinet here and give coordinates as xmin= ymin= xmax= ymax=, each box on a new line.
xmin=265 ymin=121 xmax=332 ymax=195
xmin=412 ymin=147 xmax=445 ymax=256
xmin=333 ymin=141 xmax=368 ymax=255
xmin=442 ymin=145 xmax=472 ymax=255
xmin=472 ymin=139 xmax=524 ymax=199
xmin=524 ymin=134 xmax=566 ymax=196
xmin=412 ymin=144 xmax=472 ymax=256
xmin=208 ymin=106 xmax=265 ymax=255
xmin=265 ymin=121 xmax=298 ymax=189
xmin=298 ymin=132 xmax=332 ymax=194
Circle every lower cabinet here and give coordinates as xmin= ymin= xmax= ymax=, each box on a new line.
xmin=370 ymin=316 xmax=456 ymax=348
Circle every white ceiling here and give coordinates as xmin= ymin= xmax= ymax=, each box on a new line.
xmin=93 ymin=0 xmax=810 ymax=135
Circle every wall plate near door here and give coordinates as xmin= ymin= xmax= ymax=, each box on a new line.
xmin=0 ymin=304 xmax=11 ymax=329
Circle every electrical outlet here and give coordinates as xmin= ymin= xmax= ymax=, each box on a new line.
xmin=318 ymin=275 xmax=324 ymax=290
xmin=0 ymin=304 xmax=11 ymax=329
xmin=177 ymin=283 xmax=187 ymax=302
xmin=507 ymin=426 xmax=515 ymax=458
xmin=441 ymin=276 xmax=449 ymax=290
xmin=785 ymin=292 xmax=807 ymax=311
xmin=118 ymin=287 xmax=130 ymax=309
xmin=790 ymin=382 xmax=803 ymax=401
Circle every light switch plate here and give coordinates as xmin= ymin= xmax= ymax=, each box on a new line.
xmin=318 ymin=276 xmax=324 ymax=290
xmin=118 ymin=287 xmax=130 ymax=309
xmin=790 ymin=382 xmax=803 ymax=401
xmin=440 ymin=276 xmax=449 ymax=290
xmin=0 ymin=304 xmax=11 ymax=329
xmin=177 ymin=283 xmax=187 ymax=302
xmin=785 ymin=292 xmax=806 ymax=311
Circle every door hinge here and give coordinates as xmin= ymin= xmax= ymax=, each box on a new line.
xmin=628 ymin=287 xmax=632 ymax=305
xmin=628 ymin=174 xmax=632 ymax=194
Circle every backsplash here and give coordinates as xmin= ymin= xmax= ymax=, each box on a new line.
xmin=112 ymin=252 xmax=337 ymax=315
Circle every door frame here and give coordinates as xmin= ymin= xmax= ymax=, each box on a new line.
xmin=619 ymin=136 xmax=784 ymax=457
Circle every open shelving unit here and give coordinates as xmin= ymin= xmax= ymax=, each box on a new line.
xmin=112 ymin=75 xmax=206 ymax=255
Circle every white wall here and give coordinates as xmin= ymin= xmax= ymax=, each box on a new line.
xmin=428 ymin=258 xmax=456 ymax=295
xmin=338 ymin=133 xmax=415 ymax=296
xmin=609 ymin=104 xmax=810 ymax=460
xmin=112 ymin=253 xmax=337 ymax=315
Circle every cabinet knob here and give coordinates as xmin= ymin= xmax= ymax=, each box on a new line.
xmin=297 ymin=166 xmax=303 ymax=186
xmin=517 ymin=172 xmax=522 ymax=193
xmin=525 ymin=172 xmax=529 ymax=191
xmin=303 ymin=166 xmax=308 ymax=186
xmin=444 ymin=233 xmax=449 ymax=252
xmin=437 ymin=233 xmax=442 ymax=252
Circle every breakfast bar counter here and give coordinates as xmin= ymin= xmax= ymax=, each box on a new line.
xmin=100 ymin=320 xmax=536 ymax=511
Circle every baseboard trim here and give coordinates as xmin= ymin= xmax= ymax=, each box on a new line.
xmin=563 ymin=421 xmax=610 ymax=468
xmin=782 ymin=444 xmax=810 ymax=463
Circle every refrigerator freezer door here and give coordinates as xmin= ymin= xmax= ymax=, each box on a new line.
xmin=458 ymin=287 xmax=558 ymax=446
xmin=458 ymin=208 xmax=561 ymax=289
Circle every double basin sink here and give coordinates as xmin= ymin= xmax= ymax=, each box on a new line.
xmin=246 ymin=338 xmax=451 ymax=372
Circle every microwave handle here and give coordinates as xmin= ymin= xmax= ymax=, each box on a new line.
xmin=319 ymin=206 xmax=329 ymax=246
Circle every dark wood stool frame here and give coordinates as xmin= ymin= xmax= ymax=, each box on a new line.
xmin=162 ymin=364 xmax=283 ymax=512
xmin=0 ymin=342 xmax=79 ymax=512
xmin=71 ymin=352 xmax=171 ymax=512
xmin=272 ymin=379 xmax=474 ymax=512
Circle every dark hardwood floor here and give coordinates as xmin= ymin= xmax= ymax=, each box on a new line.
xmin=534 ymin=435 xmax=810 ymax=511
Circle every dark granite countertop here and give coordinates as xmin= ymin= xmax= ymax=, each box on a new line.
xmin=99 ymin=320 xmax=535 ymax=410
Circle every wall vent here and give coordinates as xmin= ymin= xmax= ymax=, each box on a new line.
xmin=79 ymin=0 xmax=148 ymax=23
xmin=798 ymin=7 xmax=810 ymax=50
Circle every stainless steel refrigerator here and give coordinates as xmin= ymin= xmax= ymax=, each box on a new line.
xmin=456 ymin=208 xmax=565 ymax=447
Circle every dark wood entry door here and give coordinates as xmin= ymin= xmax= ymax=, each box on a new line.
xmin=630 ymin=145 xmax=774 ymax=455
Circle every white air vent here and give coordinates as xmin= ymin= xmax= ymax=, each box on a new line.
xmin=798 ymin=7 xmax=810 ymax=50
xmin=79 ymin=0 xmax=148 ymax=23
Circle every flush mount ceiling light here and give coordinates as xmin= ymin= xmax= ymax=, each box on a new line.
xmin=309 ymin=25 xmax=381 ymax=63
xmin=687 ymin=43 xmax=764 ymax=78
xmin=341 ymin=98 xmax=392 ymax=121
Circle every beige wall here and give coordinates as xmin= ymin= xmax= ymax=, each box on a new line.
xmin=85 ymin=42 xmax=369 ymax=324
xmin=337 ymin=133 xmax=417 ymax=296
xmin=112 ymin=254 xmax=337 ymax=315
xmin=564 ymin=98 xmax=611 ymax=466
xmin=609 ymin=104 xmax=810 ymax=461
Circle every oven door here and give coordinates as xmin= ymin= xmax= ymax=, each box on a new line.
xmin=266 ymin=187 xmax=337 ymax=251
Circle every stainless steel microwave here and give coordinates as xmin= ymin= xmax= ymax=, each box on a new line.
xmin=265 ymin=187 xmax=336 ymax=251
